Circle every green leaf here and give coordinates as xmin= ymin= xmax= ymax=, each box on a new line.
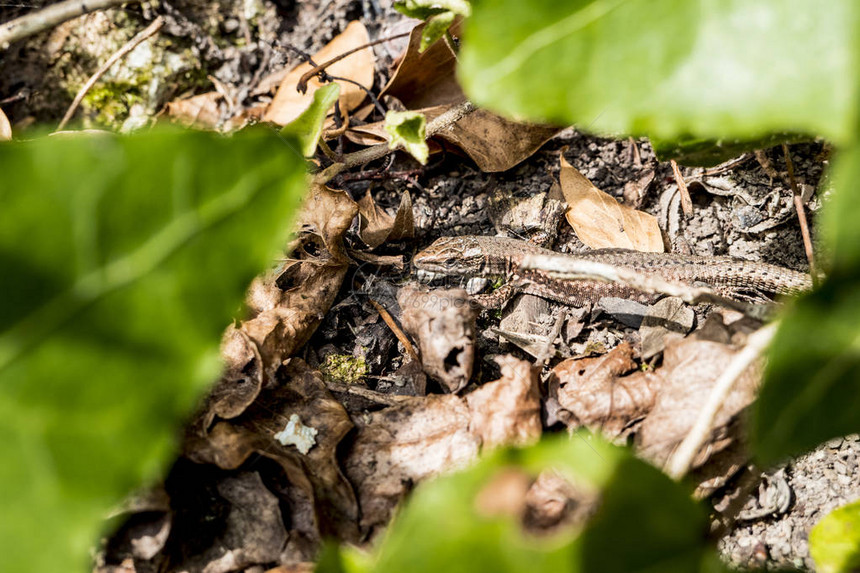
xmin=421 ymin=11 xmax=457 ymax=52
xmin=459 ymin=0 xmax=859 ymax=143
xmin=651 ymin=133 xmax=813 ymax=167
xmin=318 ymin=434 xmax=714 ymax=573
xmin=385 ymin=110 xmax=429 ymax=164
xmin=753 ymin=145 xmax=860 ymax=466
xmin=0 ymin=127 xmax=307 ymax=572
xmin=810 ymin=500 xmax=860 ymax=573
xmin=394 ymin=0 xmax=471 ymax=20
xmin=281 ymin=83 xmax=341 ymax=157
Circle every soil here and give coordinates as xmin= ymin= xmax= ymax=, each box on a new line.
xmin=2 ymin=1 xmax=857 ymax=572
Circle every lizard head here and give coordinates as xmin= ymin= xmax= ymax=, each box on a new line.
xmin=413 ymin=235 xmax=505 ymax=278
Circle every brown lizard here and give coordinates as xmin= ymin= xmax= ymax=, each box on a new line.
xmin=413 ymin=235 xmax=812 ymax=308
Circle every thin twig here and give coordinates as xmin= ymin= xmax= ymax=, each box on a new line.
xmin=296 ymin=31 xmax=411 ymax=93
xmin=323 ymin=379 xmax=411 ymax=406
xmin=56 ymin=16 xmax=164 ymax=131
xmin=701 ymin=153 xmax=753 ymax=176
xmin=518 ymin=253 xmax=772 ymax=320
xmin=782 ymin=143 xmax=816 ymax=279
xmin=369 ymin=299 xmax=419 ymax=361
xmin=670 ymin=159 xmax=693 ymax=216
xmin=0 ymin=0 xmax=138 ymax=50
xmin=666 ymin=322 xmax=778 ymax=480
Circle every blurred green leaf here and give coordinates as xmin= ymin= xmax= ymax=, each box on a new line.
xmin=810 ymin=500 xmax=860 ymax=573
xmin=318 ymin=434 xmax=715 ymax=573
xmin=459 ymin=0 xmax=858 ymax=143
xmin=385 ymin=110 xmax=429 ymax=164
xmin=651 ymin=133 xmax=812 ymax=167
xmin=421 ymin=11 xmax=457 ymax=52
xmin=394 ymin=0 xmax=470 ymax=52
xmin=281 ymin=83 xmax=341 ymax=157
xmin=0 ymin=127 xmax=307 ymax=572
xmin=394 ymin=0 xmax=471 ymax=20
xmin=753 ymin=145 xmax=860 ymax=466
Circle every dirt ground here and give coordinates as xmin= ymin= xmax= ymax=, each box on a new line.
xmin=3 ymin=1 xmax=858 ymax=571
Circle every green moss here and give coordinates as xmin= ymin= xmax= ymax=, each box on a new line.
xmin=583 ymin=340 xmax=607 ymax=355
xmin=321 ymin=355 xmax=368 ymax=385
xmin=80 ymin=81 xmax=145 ymax=127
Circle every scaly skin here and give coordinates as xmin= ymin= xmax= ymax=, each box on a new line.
xmin=414 ymin=235 xmax=812 ymax=306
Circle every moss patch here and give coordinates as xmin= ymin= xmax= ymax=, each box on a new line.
xmin=321 ymin=355 xmax=368 ymax=385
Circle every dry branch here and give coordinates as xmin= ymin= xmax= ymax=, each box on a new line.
xmin=0 ymin=0 xmax=139 ymax=50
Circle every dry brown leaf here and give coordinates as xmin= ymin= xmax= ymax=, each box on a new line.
xmin=163 ymin=91 xmax=223 ymax=129
xmin=264 ymin=21 xmax=374 ymax=125
xmin=548 ymin=342 xmax=659 ymax=437
xmin=344 ymin=353 xmax=542 ymax=531
xmin=241 ymin=262 xmax=349 ymax=381
xmin=344 ymin=393 xmax=478 ymax=530
xmin=560 ymin=155 xmax=664 ymax=252
xmin=379 ymin=20 xmax=464 ymax=108
xmin=298 ymin=183 xmax=359 ymax=262
xmin=357 ymin=190 xmax=414 ymax=248
xmin=443 ymin=108 xmax=559 ymax=173
xmin=398 ymin=285 xmax=478 ymax=393
xmin=465 ymin=355 xmax=541 ymax=449
xmin=0 ymin=106 xmax=11 ymax=140
xmin=203 ymin=326 xmax=264 ymax=426
xmin=186 ymin=359 xmax=359 ymax=548
xmin=636 ymin=326 xmax=760 ymax=470
xmin=228 ymin=184 xmax=356 ymax=383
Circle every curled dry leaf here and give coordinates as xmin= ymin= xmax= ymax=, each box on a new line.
xmin=560 ymin=155 xmax=664 ymax=252
xmin=232 ymin=183 xmax=358 ymax=379
xmin=264 ymin=21 xmax=374 ymax=126
xmin=465 ymin=355 xmax=542 ymax=449
xmin=357 ymin=190 xmax=415 ymax=249
xmin=636 ymin=323 xmax=760 ymax=470
xmin=163 ymin=91 xmax=223 ymax=129
xmin=379 ymin=19 xmax=464 ymax=108
xmin=344 ymin=353 xmax=543 ymax=532
xmin=241 ymin=262 xmax=349 ymax=382
xmin=203 ymin=326 xmax=264 ymax=425
xmin=398 ymin=285 xmax=478 ymax=393
xmin=298 ymin=183 xmax=360 ymax=262
xmin=186 ymin=359 xmax=359 ymax=546
xmin=0 ymin=106 xmax=11 ymax=140
xmin=548 ymin=342 xmax=660 ymax=438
